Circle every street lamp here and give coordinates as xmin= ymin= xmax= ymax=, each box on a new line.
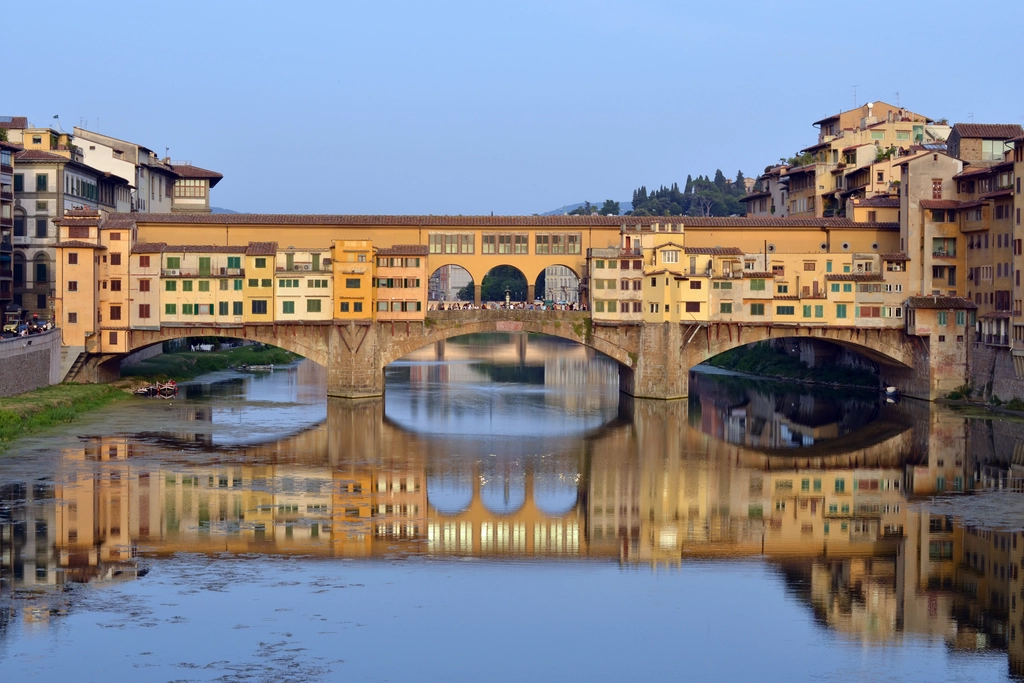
xmin=504 ymin=288 xmax=511 ymax=308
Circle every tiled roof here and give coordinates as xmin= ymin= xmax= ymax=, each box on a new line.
xmin=919 ymin=200 xmax=960 ymax=210
xmin=842 ymin=143 xmax=872 ymax=152
xmin=132 ymin=243 xmax=249 ymax=254
xmin=743 ymin=271 xmax=776 ymax=278
xmin=0 ymin=116 xmax=28 ymax=129
xmin=101 ymin=217 xmax=137 ymax=231
xmin=376 ymin=244 xmax=429 ymax=256
xmin=51 ymin=240 xmax=106 ymax=249
xmin=880 ymin=253 xmax=909 ymax=262
xmin=857 ymin=196 xmax=900 ymax=208
xmin=131 ymin=242 xmax=168 ymax=254
xmin=653 ymin=241 xmax=685 ymax=250
xmin=169 ymin=164 xmax=223 ymax=187
xmin=952 ymin=165 xmax=998 ymax=178
xmin=980 ymin=188 xmax=1013 ymax=200
xmin=55 ymin=213 xmax=101 ymax=228
xmin=14 ymin=149 xmax=67 ymax=162
xmin=111 ymin=212 xmax=900 ymax=230
xmin=683 ymin=217 xmax=899 ymax=229
xmin=0 ymin=140 xmax=20 ymax=152
xmin=825 ymin=273 xmax=884 ymax=282
xmin=785 ymin=165 xmax=816 ymax=175
xmin=952 ymin=123 xmax=1024 ymax=140
xmin=684 ymin=246 xmax=743 ymax=255
xmin=906 ymin=296 xmax=977 ymax=310
xmin=738 ymin=191 xmax=771 ymax=202
xmin=979 ymin=311 xmax=1012 ymax=319
xmin=246 ymin=242 xmax=278 ymax=256
xmin=957 ymin=199 xmax=986 ymax=210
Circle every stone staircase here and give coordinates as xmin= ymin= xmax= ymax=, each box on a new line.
xmin=60 ymin=345 xmax=85 ymax=382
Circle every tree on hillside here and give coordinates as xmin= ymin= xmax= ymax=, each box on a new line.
xmin=568 ymin=201 xmax=596 ymax=215
xmin=735 ymin=170 xmax=746 ymax=188
xmin=598 ymin=200 xmax=620 ymax=216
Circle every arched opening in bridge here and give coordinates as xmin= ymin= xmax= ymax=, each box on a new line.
xmin=427 ymin=264 xmax=472 ymax=303
xmin=534 ymin=264 xmax=581 ymax=306
xmin=697 ymin=338 xmax=892 ymax=389
xmin=463 ymin=265 xmax=528 ymax=304
xmin=690 ymin=338 xmax=916 ymax=454
xmin=383 ymin=331 xmax=622 ymax=435
xmin=69 ymin=330 xmax=321 ymax=386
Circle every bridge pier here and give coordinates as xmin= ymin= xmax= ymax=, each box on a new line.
xmin=617 ymin=322 xmax=690 ymax=400
xmin=328 ymin=322 xmax=385 ymax=398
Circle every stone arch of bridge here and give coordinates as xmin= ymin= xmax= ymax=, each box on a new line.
xmin=125 ymin=325 xmax=332 ymax=368
xmin=690 ymin=323 xmax=915 ymax=372
xmin=378 ymin=315 xmax=636 ymax=372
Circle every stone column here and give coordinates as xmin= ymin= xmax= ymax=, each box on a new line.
xmin=474 ymin=284 xmax=482 ymax=307
xmin=527 ymin=284 xmax=535 ymax=302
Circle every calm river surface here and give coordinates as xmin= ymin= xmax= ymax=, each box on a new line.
xmin=1 ymin=334 xmax=1024 ymax=681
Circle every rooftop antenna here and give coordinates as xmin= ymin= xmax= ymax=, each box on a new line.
xmin=968 ymin=112 xmax=974 ymax=123
xmin=894 ymin=91 xmax=900 ymax=107
xmin=852 ymin=85 xmax=859 ymax=107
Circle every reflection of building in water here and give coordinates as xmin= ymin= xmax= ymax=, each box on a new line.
xmin=689 ymin=372 xmax=881 ymax=450
xmin=5 ymin=394 xmax=1024 ymax=673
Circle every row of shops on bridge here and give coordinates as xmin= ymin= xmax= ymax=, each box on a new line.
xmin=49 ymin=209 xmax=975 ymax=365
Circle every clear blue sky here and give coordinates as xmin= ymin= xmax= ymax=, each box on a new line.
xmin=11 ymin=0 xmax=1024 ymax=215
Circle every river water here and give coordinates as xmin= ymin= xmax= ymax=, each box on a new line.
xmin=1 ymin=334 xmax=1023 ymax=681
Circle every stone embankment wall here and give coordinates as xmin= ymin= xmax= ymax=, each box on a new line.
xmin=969 ymin=344 xmax=1024 ymax=402
xmin=0 ymin=330 xmax=62 ymax=398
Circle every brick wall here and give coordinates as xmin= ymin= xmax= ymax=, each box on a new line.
xmin=0 ymin=329 xmax=62 ymax=398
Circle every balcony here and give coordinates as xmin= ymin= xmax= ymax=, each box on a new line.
xmin=0 ymin=268 xmax=12 ymax=279
xmin=984 ymin=334 xmax=1010 ymax=347
xmin=618 ymin=248 xmax=642 ymax=257
xmin=0 ymin=190 xmax=12 ymax=201
xmin=932 ymin=251 xmax=956 ymax=259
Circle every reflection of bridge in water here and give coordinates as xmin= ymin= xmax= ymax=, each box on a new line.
xmin=4 ymin=395 xmax=1023 ymax=669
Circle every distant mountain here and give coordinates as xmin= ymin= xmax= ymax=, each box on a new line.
xmin=541 ymin=201 xmax=632 ymax=216
xmin=211 ymin=206 xmax=239 ymax=214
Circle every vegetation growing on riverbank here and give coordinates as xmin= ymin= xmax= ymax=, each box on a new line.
xmin=122 ymin=345 xmax=297 ymax=381
xmin=705 ymin=342 xmax=878 ymax=388
xmin=0 ymin=384 xmax=129 ymax=453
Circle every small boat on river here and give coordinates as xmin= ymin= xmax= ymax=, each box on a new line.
xmin=133 ymin=380 xmax=178 ymax=398
xmin=238 ymin=364 xmax=274 ymax=372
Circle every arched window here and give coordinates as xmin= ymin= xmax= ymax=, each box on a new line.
xmin=12 ymin=252 xmax=25 ymax=285
xmin=34 ymin=253 xmax=49 ymax=285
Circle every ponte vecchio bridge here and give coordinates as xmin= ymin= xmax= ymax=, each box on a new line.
xmin=52 ymin=211 xmax=974 ymax=400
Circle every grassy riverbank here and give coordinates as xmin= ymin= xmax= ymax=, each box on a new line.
xmin=121 ymin=345 xmax=297 ymax=381
xmin=705 ymin=342 xmax=878 ymax=388
xmin=0 ymin=384 xmax=129 ymax=453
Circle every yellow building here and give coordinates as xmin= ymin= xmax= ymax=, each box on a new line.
xmin=374 ymin=245 xmax=428 ymax=321
xmin=331 ymin=239 xmax=373 ymax=319
xmin=243 ymin=242 xmax=277 ymax=322
xmin=275 ymin=247 xmax=333 ymax=322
